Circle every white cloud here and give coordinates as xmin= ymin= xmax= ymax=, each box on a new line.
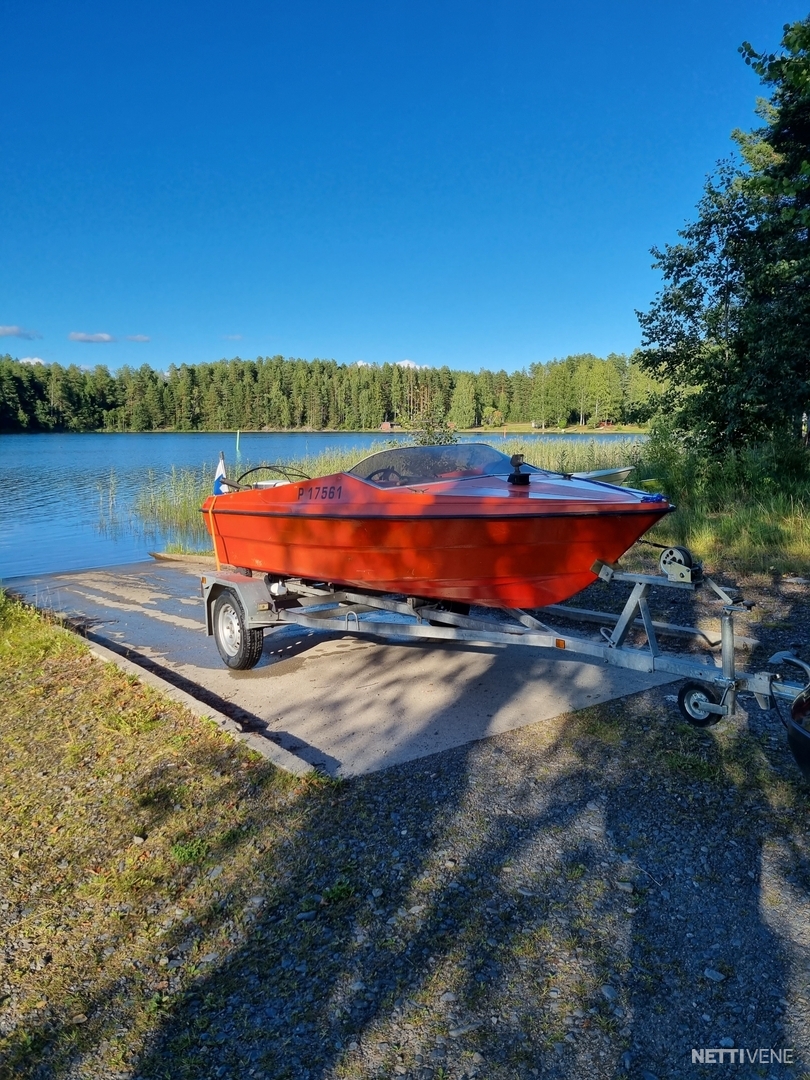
xmin=352 ymin=359 xmax=427 ymax=370
xmin=222 ymin=334 xmax=242 ymax=341
xmin=69 ymin=331 xmax=115 ymax=343
xmin=0 ymin=325 xmax=41 ymax=340
xmin=19 ymin=356 xmax=44 ymax=365
xmin=126 ymin=334 xmax=150 ymax=343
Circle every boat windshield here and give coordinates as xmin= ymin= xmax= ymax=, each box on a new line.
xmin=348 ymin=442 xmax=540 ymax=485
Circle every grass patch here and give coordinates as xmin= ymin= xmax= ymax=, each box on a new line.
xmin=162 ymin=541 xmax=215 ymax=556
xmin=170 ymin=837 xmax=209 ymax=865
xmin=565 ymin=708 xmax=624 ymax=747
xmin=322 ymin=878 xmax=356 ymax=903
xmin=642 ymin=495 xmax=810 ymax=575
xmin=0 ymin=590 xmax=298 ymax=1078
xmin=661 ymin=749 xmax=725 ymax=784
xmin=635 ymin=429 xmax=810 ymax=574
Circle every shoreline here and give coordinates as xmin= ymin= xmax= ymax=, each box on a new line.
xmin=0 ymin=425 xmax=650 ymax=437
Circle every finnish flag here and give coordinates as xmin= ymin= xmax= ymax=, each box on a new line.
xmin=213 ymin=452 xmax=228 ymax=495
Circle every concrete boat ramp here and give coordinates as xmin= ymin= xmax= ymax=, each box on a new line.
xmin=7 ymin=559 xmax=674 ymax=777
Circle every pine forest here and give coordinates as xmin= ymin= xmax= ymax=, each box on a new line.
xmin=0 ymin=352 xmax=660 ymax=434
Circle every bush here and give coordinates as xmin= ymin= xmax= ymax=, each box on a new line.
xmin=643 ymin=421 xmax=810 ymax=509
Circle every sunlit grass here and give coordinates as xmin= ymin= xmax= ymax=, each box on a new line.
xmin=628 ymin=432 xmax=810 ymax=574
xmin=0 ymin=589 xmax=300 ymax=1078
xmin=645 ymin=494 xmax=810 ymax=575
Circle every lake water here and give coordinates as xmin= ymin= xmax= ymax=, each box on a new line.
xmin=0 ymin=431 xmax=643 ymax=581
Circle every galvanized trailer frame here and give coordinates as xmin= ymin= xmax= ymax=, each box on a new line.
xmin=200 ymin=557 xmax=810 ymax=744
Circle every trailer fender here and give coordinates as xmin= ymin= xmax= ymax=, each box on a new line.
xmin=201 ymin=572 xmax=274 ymax=636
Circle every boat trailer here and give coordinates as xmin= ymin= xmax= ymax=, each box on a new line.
xmin=200 ymin=550 xmax=810 ymax=779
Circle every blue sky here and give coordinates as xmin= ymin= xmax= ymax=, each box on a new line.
xmin=1 ymin=1 xmax=806 ymax=373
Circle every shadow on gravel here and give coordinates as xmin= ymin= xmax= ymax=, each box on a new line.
xmin=11 ymin=583 xmax=809 ymax=1080
xmin=125 ymin=643 xmax=808 ymax=1079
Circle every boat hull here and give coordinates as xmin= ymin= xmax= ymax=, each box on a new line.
xmin=201 ymin=472 xmax=672 ymax=608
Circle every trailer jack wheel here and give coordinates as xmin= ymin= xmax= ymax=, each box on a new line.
xmin=677 ymin=681 xmax=722 ymax=727
xmin=213 ymin=590 xmax=264 ymax=670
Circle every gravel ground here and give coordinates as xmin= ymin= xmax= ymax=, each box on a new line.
xmin=4 ymin=568 xmax=810 ymax=1080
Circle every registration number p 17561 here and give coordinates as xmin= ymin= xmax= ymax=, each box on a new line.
xmin=297 ymin=485 xmax=343 ymax=501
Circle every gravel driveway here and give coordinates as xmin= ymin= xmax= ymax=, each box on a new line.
xmin=5 ymin=569 xmax=810 ymax=1080
xmin=125 ymin=573 xmax=810 ymax=1080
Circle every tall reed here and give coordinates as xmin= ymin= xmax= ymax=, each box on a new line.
xmin=496 ymin=437 xmax=644 ymax=474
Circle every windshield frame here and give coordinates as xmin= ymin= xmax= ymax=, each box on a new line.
xmin=347 ymin=442 xmax=542 ymax=486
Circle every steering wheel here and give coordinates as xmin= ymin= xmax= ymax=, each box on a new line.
xmin=236 ymin=464 xmax=312 ymax=485
xmin=367 ymin=467 xmax=403 ymax=484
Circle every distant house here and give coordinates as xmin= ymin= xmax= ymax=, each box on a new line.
xmin=380 ymin=421 xmax=393 ymax=432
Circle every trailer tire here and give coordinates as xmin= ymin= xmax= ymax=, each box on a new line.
xmin=213 ymin=590 xmax=264 ymax=670
xmin=677 ymin=681 xmax=721 ymax=727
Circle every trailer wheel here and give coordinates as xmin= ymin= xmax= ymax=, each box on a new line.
xmin=213 ymin=591 xmax=264 ymax=670
xmin=677 ymin=681 xmax=721 ymax=727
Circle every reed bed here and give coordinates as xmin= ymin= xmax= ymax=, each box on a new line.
xmin=133 ymin=445 xmax=391 ymax=537
xmin=133 ymin=466 xmax=216 ymax=551
xmin=496 ymin=437 xmax=644 ymax=474
xmin=135 ymin=466 xmax=215 ymax=530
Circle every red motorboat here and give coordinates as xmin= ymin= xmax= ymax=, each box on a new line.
xmin=196 ymin=445 xmax=810 ymax=783
xmin=200 ymin=443 xmax=673 ymax=609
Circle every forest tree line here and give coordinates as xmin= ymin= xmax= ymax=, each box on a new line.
xmin=0 ymin=352 xmax=661 ymax=434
